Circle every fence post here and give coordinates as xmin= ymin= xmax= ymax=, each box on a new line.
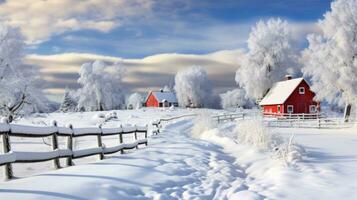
xmin=134 ymin=125 xmax=138 ymax=149
xmin=97 ymin=125 xmax=104 ymax=160
xmin=119 ymin=125 xmax=124 ymax=154
xmin=217 ymin=116 xmax=220 ymax=123
xmin=66 ymin=124 xmax=74 ymax=166
xmin=145 ymin=125 xmax=148 ymax=146
xmin=51 ymin=120 xmax=60 ymax=169
xmin=158 ymin=121 xmax=161 ymax=133
xmin=2 ymin=118 xmax=13 ymax=180
xmin=318 ymin=117 xmax=321 ymax=129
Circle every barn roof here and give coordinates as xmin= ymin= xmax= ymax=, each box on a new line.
xmin=150 ymin=91 xmax=178 ymax=103
xmin=259 ymin=77 xmax=304 ymax=106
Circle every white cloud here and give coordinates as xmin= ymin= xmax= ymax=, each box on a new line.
xmin=0 ymin=0 xmax=154 ymax=43
xmin=25 ymin=49 xmax=245 ymax=101
xmin=289 ymin=21 xmax=320 ymax=44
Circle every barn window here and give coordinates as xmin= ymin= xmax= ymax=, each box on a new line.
xmin=299 ymin=87 xmax=305 ymax=94
xmin=310 ymin=105 xmax=317 ymax=113
xmin=277 ymin=105 xmax=281 ymax=113
xmin=287 ymin=105 xmax=294 ymax=113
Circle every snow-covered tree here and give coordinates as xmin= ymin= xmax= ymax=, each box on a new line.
xmin=174 ymin=66 xmax=213 ymax=108
xmin=236 ymin=18 xmax=298 ymax=101
xmin=220 ymin=88 xmax=252 ymax=109
xmin=77 ymin=60 xmax=126 ymax=111
xmin=162 ymin=85 xmax=172 ymax=92
xmin=126 ymin=92 xmax=143 ymax=109
xmin=0 ymin=24 xmax=49 ymax=120
xmin=59 ymin=88 xmax=78 ymax=112
xmin=302 ymin=0 xmax=357 ymax=119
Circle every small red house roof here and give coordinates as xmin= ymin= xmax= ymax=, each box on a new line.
xmin=259 ymin=77 xmax=304 ymax=106
xmin=146 ymin=91 xmax=178 ymax=103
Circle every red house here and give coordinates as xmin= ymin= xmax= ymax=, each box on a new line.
xmin=146 ymin=91 xmax=179 ymax=107
xmin=259 ymin=76 xmax=319 ymax=116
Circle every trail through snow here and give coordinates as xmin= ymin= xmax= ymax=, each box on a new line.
xmin=0 ymin=119 xmax=260 ymax=200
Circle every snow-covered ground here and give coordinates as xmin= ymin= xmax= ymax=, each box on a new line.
xmin=0 ymin=108 xmax=356 ymax=199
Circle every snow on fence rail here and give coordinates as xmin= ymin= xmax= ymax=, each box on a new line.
xmin=152 ymin=114 xmax=198 ymax=133
xmin=262 ymin=112 xmax=323 ymax=119
xmin=212 ymin=113 xmax=245 ymax=123
xmin=0 ymin=119 xmax=148 ymax=180
xmin=208 ymin=112 xmax=355 ymax=129
xmin=265 ymin=117 xmax=357 ymax=129
xmin=151 ymin=113 xmax=246 ymax=131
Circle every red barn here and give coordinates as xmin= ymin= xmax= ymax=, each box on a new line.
xmin=145 ymin=91 xmax=179 ymax=107
xmin=259 ymin=76 xmax=319 ymax=116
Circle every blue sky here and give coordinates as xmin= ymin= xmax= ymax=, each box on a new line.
xmin=28 ymin=0 xmax=333 ymax=58
xmin=0 ymin=0 xmax=334 ymax=101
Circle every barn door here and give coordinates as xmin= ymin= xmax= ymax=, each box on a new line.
xmin=298 ymin=102 xmax=306 ymax=113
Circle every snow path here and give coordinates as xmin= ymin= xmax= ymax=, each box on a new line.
xmin=0 ymin=119 xmax=260 ymax=200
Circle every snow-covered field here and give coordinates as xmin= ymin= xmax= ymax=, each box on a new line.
xmin=0 ymin=108 xmax=356 ymax=200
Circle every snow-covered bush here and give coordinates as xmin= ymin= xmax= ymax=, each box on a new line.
xmin=234 ymin=119 xmax=305 ymax=164
xmin=236 ymin=18 xmax=299 ymax=101
xmin=92 ymin=111 xmax=117 ymax=124
xmin=77 ymin=60 xmax=126 ymax=111
xmin=126 ymin=93 xmax=143 ymax=110
xmin=274 ymin=135 xmax=306 ymax=165
xmin=302 ymin=0 xmax=357 ymax=112
xmin=105 ymin=111 xmax=117 ymax=121
xmin=234 ymin=119 xmax=283 ymax=150
xmin=191 ymin=114 xmax=217 ymax=138
xmin=92 ymin=113 xmax=106 ymax=124
xmin=220 ymin=88 xmax=252 ymax=109
xmin=174 ymin=66 xmax=214 ymax=108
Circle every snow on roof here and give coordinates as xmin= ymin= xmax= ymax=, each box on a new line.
xmin=259 ymin=77 xmax=304 ymax=106
xmin=152 ymin=91 xmax=178 ymax=103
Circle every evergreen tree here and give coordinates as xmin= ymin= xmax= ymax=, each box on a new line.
xmin=59 ymin=88 xmax=77 ymax=112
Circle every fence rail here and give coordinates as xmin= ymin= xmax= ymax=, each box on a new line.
xmin=262 ymin=112 xmax=323 ymax=119
xmin=152 ymin=114 xmax=198 ymax=133
xmin=210 ymin=112 xmax=356 ymax=129
xmin=0 ymin=119 xmax=148 ymax=180
xmin=212 ymin=113 xmax=245 ymax=123
xmin=265 ymin=117 xmax=357 ymax=129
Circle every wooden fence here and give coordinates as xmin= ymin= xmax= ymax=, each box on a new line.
xmin=152 ymin=114 xmax=198 ymax=133
xmin=0 ymin=119 xmax=148 ymax=180
xmin=152 ymin=113 xmax=246 ymax=129
xmin=265 ymin=117 xmax=357 ymax=129
xmin=212 ymin=113 xmax=245 ymax=123
xmin=262 ymin=112 xmax=322 ymax=119
xmin=210 ymin=112 xmax=356 ymax=129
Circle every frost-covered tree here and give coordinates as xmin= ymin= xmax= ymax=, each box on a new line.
xmin=77 ymin=60 xmax=126 ymax=111
xmin=236 ymin=18 xmax=298 ymax=101
xmin=174 ymin=66 xmax=213 ymax=108
xmin=302 ymin=0 xmax=357 ymax=119
xmin=220 ymin=88 xmax=252 ymax=109
xmin=126 ymin=92 xmax=143 ymax=109
xmin=162 ymin=85 xmax=172 ymax=92
xmin=59 ymin=88 xmax=78 ymax=112
xmin=0 ymin=24 xmax=49 ymax=120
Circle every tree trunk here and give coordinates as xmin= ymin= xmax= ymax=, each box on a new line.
xmin=99 ymin=103 xmax=104 ymax=111
xmin=344 ymin=103 xmax=352 ymax=122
